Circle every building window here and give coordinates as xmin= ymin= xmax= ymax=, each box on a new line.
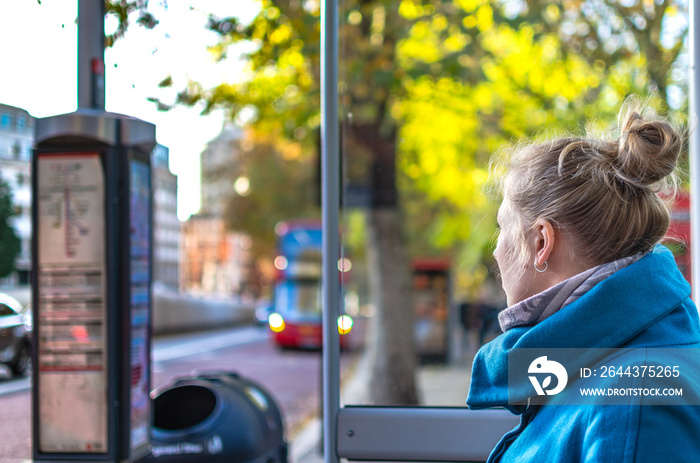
xmin=12 ymin=142 xmax=20 ymax=159
xmin=17 ymin=116 xmax=25 ymax=132
xmin=0 ymin=114 xmax=10 ymax=129
xmin=16 ymin=173 xmax=24 ymax=186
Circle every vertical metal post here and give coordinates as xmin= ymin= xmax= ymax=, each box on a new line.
xmin=78 ymin=0 xmax=105 ymax=110
xmin=321 ymin=0 xmax=341 ymax=462
xmin=691 ymin=0 xmax=700 ymax=306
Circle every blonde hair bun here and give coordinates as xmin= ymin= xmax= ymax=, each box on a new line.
xmin=491 ymin=96 xmax=686 ymax=267
xmin=615 ymin=105 xmax=682 ymax=187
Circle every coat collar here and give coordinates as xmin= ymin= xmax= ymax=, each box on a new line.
xmin=467 ymin=245 xmax=692 ymax=411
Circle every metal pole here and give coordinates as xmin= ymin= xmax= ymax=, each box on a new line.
xmin=321 ymin=0 xmax=341 ymax=461
xmin=78 ymin=0 xmax=105 ymax=110
xmin=690 ymin=0 xmax=700 ymax=306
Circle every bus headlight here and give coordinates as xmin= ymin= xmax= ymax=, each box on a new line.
xmin=269 ymin=313 xmax=286 ymax=333
xmin=337 ymin=315 xmax=353 ymax=335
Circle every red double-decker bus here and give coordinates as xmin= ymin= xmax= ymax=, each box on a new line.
xmin=266 ymin=220 xmax=359 ymax=349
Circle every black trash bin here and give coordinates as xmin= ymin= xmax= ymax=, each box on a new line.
xmin=145 ymin=371 xmax=288 ymax=463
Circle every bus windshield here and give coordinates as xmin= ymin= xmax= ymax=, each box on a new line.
xmin=275 ymin=278 xmax=322 ymax=319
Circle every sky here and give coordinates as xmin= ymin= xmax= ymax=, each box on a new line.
xmin=0 ymin=0 xmax=260 ymax=220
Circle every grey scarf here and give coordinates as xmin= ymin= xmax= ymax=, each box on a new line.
xmin=498 ymin=253 xmax=644 ymax=332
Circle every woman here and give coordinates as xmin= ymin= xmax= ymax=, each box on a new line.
xmin=467 ymin=99 xmax=700 ymax=462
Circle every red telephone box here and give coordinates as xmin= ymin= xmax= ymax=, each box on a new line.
xmin=412 ymin=258 xmax=451 ymax=363
xmin=665 ymin=191 xmax=691 ymax=285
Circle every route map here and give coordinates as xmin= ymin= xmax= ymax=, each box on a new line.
xmin=39 ymin=157 xmax=98 ymax=260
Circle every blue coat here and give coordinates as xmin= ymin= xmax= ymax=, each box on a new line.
xmin=467 ymin=246 xmax=700 ymax=462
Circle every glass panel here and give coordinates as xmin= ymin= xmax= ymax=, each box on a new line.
xmin=338 ymin=0 xmax=483 ymax=408
xmin=338 ymin=0 xmax=689 ymax=410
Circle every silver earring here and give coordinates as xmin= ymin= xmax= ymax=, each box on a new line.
xmin=535 ymin=261 xmax=548 ymax=273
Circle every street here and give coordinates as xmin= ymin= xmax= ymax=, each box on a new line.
xmin=0 ymin=325 xmax=357 ymax=461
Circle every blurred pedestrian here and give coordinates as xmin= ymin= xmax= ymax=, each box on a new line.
xmin=467 ymin=97 xmax=700 ymax=462
xmin=477 ymin=302 xmax=502 ymax=346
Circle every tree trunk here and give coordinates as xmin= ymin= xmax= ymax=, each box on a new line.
xmin=365 ymin=207 xmax=418 ymax=405
xmin=347 ymin=123 xmax=418 ymax=405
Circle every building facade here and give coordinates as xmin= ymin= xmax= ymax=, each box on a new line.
xmin=152 ymin=143 xmax=180 ymax=290
xmin=180 ymin=214 xmax=251 ymax=297
xmin=199 ymin=123 xmax=243 ymax=215
xmin=0 ymin=104 xmax=34 ymax=285
xmin=178 ymin=123 xmax=254 ymax=298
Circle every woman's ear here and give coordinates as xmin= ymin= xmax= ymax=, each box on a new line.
xmin=532 ymin=219 xmax=555 ymax=268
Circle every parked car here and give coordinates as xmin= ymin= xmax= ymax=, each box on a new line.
xmin=254 ymin=299 xmax=273 ymax=327
xmin=0 ymin=293 xmax=31 ymax=376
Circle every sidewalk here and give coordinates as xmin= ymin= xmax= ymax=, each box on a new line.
xmin=290 ymin=352 xmax=473 ymax=463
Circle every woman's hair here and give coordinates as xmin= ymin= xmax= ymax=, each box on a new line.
xmin=491 ymin=97 xmax=684 ymax=270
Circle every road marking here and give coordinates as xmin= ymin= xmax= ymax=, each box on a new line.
xmin=152 ymin=326 xmax=268 ymax=362
xmin=0 ymin=376 xmax=30 ymax=395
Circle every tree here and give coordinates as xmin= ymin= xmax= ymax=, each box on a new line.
xmin=181 ymin=0 xmax=605 ymax=404
xmin=0 ymin=177 xmax=21 ymax=279
xmin=122 ymin=0 xmax=687 ymax=404
xmin=105 ymin=0 xmax=158 ymax=47
xmin=393 ymin=0 xmax=688 ymax=278
xmin=172 ymin=0 xmax=421 ymax=404
xmin=491 ymin=0 xmax=688 ymax=109
xmin=222 ymin=132 xmax=320 ymax=261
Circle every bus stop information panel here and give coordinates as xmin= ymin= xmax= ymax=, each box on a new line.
xmin=36 ymin=152 xmax=109 ymax=452
xmin=32 ymin=110 xmax=156 ymax=463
